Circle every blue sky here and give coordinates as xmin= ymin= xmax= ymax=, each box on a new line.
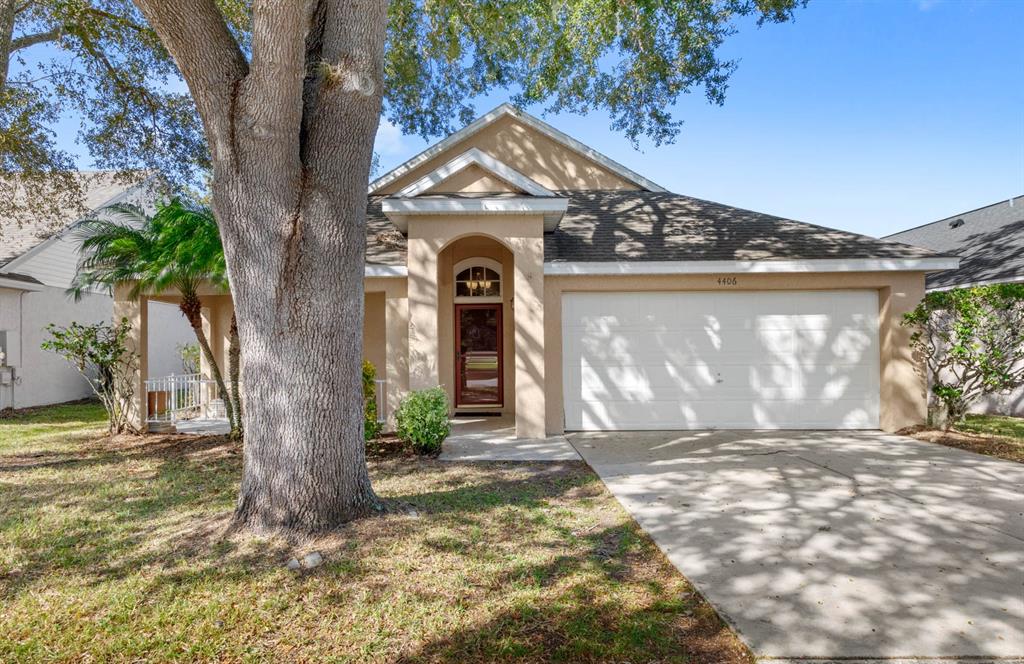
xmin=49 ymin=0 xmax=1023 ymax=238
xmin=374 ymin=0 xmax=1024 ymax=238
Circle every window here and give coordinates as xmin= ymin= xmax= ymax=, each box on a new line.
xmin=453 ymin=258 xmax=502 ymax=300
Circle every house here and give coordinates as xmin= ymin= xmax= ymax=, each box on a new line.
xmin=117 ymin=104 xmax=958 ymax=436
xmin=885 ymin=196 xmax=1024 ymax=416
xmin=0 ymin=173 xmax=193 ymax=410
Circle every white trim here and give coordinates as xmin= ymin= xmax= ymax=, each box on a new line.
xmin=369 ymin=103 xmax=667 ymax=194
xmin=543 ymin=257 xmax=961 ymax=276
xmin=382 ymin=196 xmax=568 ymax=233
xmin=0 ymin=276 xmax=44 ymax=291
xmin=397 ymin=148 xmax=554 ymax=198
xmin=454 ymin=256 xmax=503 ymax=278
xmin=365 ymin=264 xmax=407 ymax=277
xmin=929 ymin=274 xmax=1024 ymax=291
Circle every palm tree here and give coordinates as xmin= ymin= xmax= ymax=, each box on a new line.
xmin=70 ymin=201 xmax=243 ymax=438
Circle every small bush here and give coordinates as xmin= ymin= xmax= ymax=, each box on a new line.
xmin=395 ymin=387 xmax=450 ymax=454
xmin=362 ymin=360 xmax=382 ymax=441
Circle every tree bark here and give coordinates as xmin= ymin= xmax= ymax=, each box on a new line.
xmin=0 ymin=0 xmax=19 ymax=88
xmin=133 ymin=0 xmax=386 ymax=534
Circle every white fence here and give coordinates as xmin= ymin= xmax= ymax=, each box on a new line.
xmin=145 ymin=374 xmax=388 ymax=425
xmin=144 ymin=373 xmax=218 ymax=424
xmin=374 ymin=378 xmax=387 ymax=424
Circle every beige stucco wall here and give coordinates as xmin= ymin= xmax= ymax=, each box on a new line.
xmin=404 ymin=215 xmax=546 ymax=438
xmin=541 ymin=271 xmax=927 ymax=435
xmin=427 ymin=164 xmax=522 ymax=194
xmin=378 ymin=115 xmax=638 ymax=194
xmin=364 ymin=276 xmax=409 ymax=426
xmin=363 ymin=292 xmax=386 ymax=376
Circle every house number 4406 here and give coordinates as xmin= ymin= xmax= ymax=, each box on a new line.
xmin=717 ymin=276 xmax=738 ymax=286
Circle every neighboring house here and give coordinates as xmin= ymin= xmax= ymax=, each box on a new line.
xmin=885 ymin=197 xmax=1024 ymax=416
xmin=0 ymin=173 xmax=193 ymax=409
xmin=117 ymin=104 xmax=958 ymax=435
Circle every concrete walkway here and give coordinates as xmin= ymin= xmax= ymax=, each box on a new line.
xmin=440 ymin=416 xmax=581 ymax=461
xmin=569 ymin=429 xmax=1024 ymax=659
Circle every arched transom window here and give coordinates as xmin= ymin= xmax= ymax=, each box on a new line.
xmin=454 ymin=257 xmax=502 ymax=301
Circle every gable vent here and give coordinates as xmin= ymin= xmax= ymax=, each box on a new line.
xmin=948 ymin=218 xmax=965 ymax=229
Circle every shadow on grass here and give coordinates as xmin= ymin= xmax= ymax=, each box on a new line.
xmin=2 ymin=435 xmax=753 ymax=662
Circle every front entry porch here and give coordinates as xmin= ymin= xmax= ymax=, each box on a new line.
xmin=440 ymin=414 xmax=579 ymax=461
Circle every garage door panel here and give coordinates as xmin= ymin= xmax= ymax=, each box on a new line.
xmin=562 ymin=291 xmax=880 ymax=430
xmin=568 ymin=396 xmax=878 ymax=430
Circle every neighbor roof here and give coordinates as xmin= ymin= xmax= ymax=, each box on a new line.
xmin=884 ymin=196 xmax=1024 ymax=289
xmin=365 ymin=191 xmax=948 ymax=266
xmin=0 ymin=172 xmax=145 ymax=267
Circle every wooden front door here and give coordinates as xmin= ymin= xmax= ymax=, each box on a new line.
xmin=455 ymin=303 xmax=502 ymax=406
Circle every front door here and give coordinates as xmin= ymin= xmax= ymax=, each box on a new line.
xmin=455 ymin=303 xmax=502 ymax=406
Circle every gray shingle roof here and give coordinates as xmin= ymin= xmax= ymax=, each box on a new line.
xmin=0 ymin=172 xmax=143 ymax=267
xmin=366 ymin=191 xmax=946 ymax=266
xmin=884 ymin=196 xmax=1023 ymax=289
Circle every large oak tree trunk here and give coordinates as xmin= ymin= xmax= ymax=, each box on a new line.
xmin=133 ymin=0 xmax=387 ymax=534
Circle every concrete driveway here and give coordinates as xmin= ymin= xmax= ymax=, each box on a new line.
xmin=569 ymin=430 xmax=1024 ymax=659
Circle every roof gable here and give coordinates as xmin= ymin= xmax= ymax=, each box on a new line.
xmin=370 ymin=103 xmax=665 ymax=195
xmin=397 ymin=148 xmax=555 ymax=198
xmin=426 ymin=164 xmax=522 ymax=194
xmin=2 ymin=175 xmax=158 ymax=288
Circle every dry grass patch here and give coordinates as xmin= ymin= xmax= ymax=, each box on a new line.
xmin=1 ymin=403 xmax=752 ymax=663
xmin=904 ymin=414 xmax=1024 ymax=464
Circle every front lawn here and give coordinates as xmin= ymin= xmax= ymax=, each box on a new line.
xmin=0 ymin=402 xmax=750 ymax=663
xmin=908 ymin=413 xmax=1024 ymax=464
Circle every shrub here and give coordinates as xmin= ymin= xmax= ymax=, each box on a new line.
xmin=362 ymin=360 xmax=382 ymax=440
xmin=395 ymin=387 xmax=450 ymax=454
xmin=902 ymin=284 xmax=1024 ymax=427
xmin=41 ymin=318 xmax=138 ymax=434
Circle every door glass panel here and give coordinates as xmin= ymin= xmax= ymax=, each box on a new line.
xmin=458 ymin=306 xmax=500 ymax=404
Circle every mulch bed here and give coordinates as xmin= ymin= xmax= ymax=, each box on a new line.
xmin=901 ymin=425 xmax=1024 ymax=464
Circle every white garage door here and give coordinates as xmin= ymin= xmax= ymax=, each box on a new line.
xmin=562 ymin=291 xmax=880 ymax=430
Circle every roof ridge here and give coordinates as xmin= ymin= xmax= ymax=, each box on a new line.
xmin=882 ymin=194 xmax=1024 ymax=238
xmin=368 ymin=103 xmax=666 ymax=194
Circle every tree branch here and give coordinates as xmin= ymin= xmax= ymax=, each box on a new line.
xmin=245 ymin=0 xmax=317 ymax=164
xmin=10 ymin=27 xmax=61 ymax=51
xmin=131 ymin=0 xmax=248 ymax=165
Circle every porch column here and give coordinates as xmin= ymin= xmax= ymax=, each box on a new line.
xmin=406 ymin=235 xmax=441 ymax=390
xmin=113 ymin=284 xmax=148 ymax=432
xmin=511 ymin=230 xmax=546 ymax=439
xmin=385 ymin=291 xmax=409 ymax=426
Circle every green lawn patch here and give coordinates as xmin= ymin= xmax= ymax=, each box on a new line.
xmin=0 ymin=404 xmax=751 ymax=663
xmin=957 ymin=414 xmax=1024 ymax=442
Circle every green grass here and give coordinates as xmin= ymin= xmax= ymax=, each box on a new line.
xmin=958 ymin=414 xmax=1024 ymax=442
xmin=0 ymin=404 xmax=749 ymax=663
xmin=0 ymin=401 xmax=107 ymax=453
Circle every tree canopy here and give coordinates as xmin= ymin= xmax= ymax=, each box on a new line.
xmin=2 ymin=0 xmax=803 ymax=234
xmin=0 ymin=0 xmax=248 ymax=231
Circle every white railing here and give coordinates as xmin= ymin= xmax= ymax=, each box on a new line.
xmin=374 ymin=378 xmax=387 ymax=424
xmin=145 ymin=373 xmax=219 ymax=423
xmin=146 ymin=374 xmax=386 ymax=425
